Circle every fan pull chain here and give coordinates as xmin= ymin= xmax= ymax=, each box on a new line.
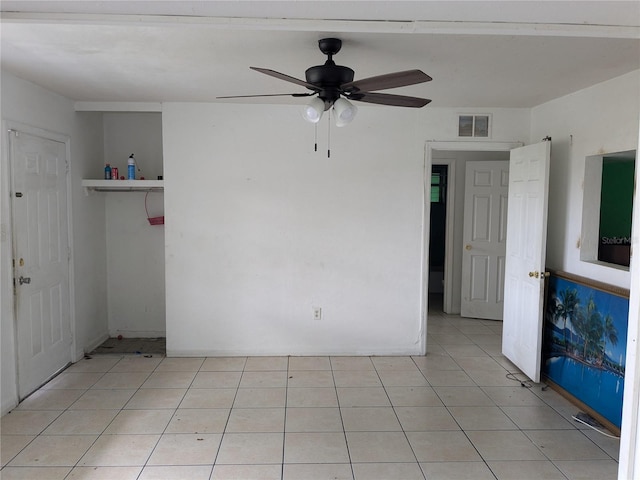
xmin=327 ymin=110 xmax=331 ymax=158
xmin=314 ymin=123 xmax=318 ymax=152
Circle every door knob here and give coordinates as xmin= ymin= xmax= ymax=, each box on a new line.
xmin=19 ymin=276 xmax=31 ymax=285
xmin=528 ymin=271 xmax=539 ymax=278
xmin=465 ymin=245 xmax=472 ymax=250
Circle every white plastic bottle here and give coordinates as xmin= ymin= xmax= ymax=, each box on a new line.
xmin=128 ymin=154 xmax=135 ymax=180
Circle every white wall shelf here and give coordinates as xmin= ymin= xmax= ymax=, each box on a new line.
xmin=82 ymin=179 xmax=164 ymax=194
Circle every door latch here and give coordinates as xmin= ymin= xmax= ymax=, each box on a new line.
xmin=18 ymin=276 xmax=31 ymax=285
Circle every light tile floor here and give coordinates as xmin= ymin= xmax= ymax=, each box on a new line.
xmin=1 ymin=306 xmax=620 ymax=479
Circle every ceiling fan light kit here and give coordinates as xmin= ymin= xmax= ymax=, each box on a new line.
xmin=302 ymin=96 xmax=326 ymax=123
xmin=220 ymin=37 xmax=432 ymax=128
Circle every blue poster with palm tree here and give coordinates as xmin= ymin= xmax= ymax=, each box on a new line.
xmin=542 ymin=272 xmax=629 ymax=429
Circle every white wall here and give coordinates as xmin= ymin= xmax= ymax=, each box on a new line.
xmin=1 ymin=71 xmax=107 ymax=414
xmin=163 ymin=103 xmax=530 ymax=356
xmin=531 ymin=70 xmax=639 ymax=289
xmin=103 ymin=113 xmax=165 ymax=337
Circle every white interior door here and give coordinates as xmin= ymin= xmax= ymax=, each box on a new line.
xmin=461 ymin=161 xmax=509 ymax=320
xmin=501 ymin=140 xmax=551 ymax=383
xmin=10 ymin=129 xmax=73 ymax=398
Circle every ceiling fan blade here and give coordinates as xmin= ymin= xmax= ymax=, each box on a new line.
xmin=217 ymin=92 xmax=315 ymax=99
xmin=250 ymin=67 xmax=319 ymax=90
xmin=348 ymin=91 xmax=431 ymax=108
xmin=341 ymin=69 xmax=432 ymax=93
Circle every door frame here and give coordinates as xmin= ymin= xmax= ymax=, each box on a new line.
xmin=422 ymin=142 xmax=522 ymax=339
xmin=4 ymin=120 xmax=77 ymax=401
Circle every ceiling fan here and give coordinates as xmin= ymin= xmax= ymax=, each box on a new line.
xmin=218 ymin=38 xmax=432 ymax=126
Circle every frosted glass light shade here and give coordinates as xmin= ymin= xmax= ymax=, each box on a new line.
xmin=333 ymin=98 xmax=357 ymax=127
xmin=302 ymin=97 xmax=325 ymax=123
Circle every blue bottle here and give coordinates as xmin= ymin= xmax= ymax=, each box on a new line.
xmin=104 ymin=163 xmax=112 ymax=179
xmin=128 ymin=154 xmax=135 ymax=180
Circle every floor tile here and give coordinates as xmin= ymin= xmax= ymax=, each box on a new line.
xmin=385 ymin=386 xmax=443 ymax=407
xmin=244 ymin=356 xmax=288 ymax=371
xmin=191 ymin=372 xmax=242 ymax=389
xmin=104 ymin=409 xmax=173 ymax=434
xmin=581 ymin=428 xmax=620 ymax=460
xmin=419 ymin=461 xmax=495 ymax=479
xmin=441 ymin=344 xmax=490 ymax=357
xmin=283 ymin=463 xmax=353 ymax=479
xmin=0 ymin=466 xmax=71 ymax=479
xmin=42 ymin=409 xmax=118 ymax=434
xmin=333 ymin=370 xmax=382 ymax=387
xmin=233 ymin=387 xmax=286 ymax=408
xmin=372 ymin=356 xmax=419 ymax=371
xmin=15 ymin=389 xmax=84 ymax=410
xmin=216 ymin=432 xmax=283 ymax=464
xmin=78 ymin=434 xmax=160 ymax=466
xmin=141 ymin=371 xmax=196 ymax=389
xmin=226 ymin=408 xmax=285 ymax=432
xmin=287 ymin=370 xmax=334 ymax=388
xmin=330 ymin=356 xmax=375 ymax=371
xmin=341 ymin=406 xmax=401 ymax=431
xmin=554 ymin=459 xmax=620 ymax=479
xmin=433 ymin=386 xmax=495 ymax=406
xmin=346 ymin=431 xmax=415 ymax=463
xmin=44 ymin=372 xmax=103 ymax=390
xmin=70 ymin=389 xmax=135 ymax=410
xmin=165 ymin=408 xmax=230 ymax=433
xmin=501 ymin=405 xmax=576 ymax=430
xmin=139 ymin=465 xmax=213 ymax=480
xmin=487 ymin=460 xmax=566 ymax=480
xmin=1 ymin=435 xmax=35 ymax=467
xmin=124 ymin=388 xmax=186 ymax=409
xmin=287 ymin=388 xmax=338 ymax=407
xmin=8 ymin=434 xmax=97 ymax=466
xmin=1 ymin=410 xmax=62 ymax=435
xmin=146 ymin=433 xmax=222 ymax=465
xmin=284 ymin=432 xmax=350 ymax=463
xmin=394 ymin=406 xmax=460 ymax=431
xmin=423 ymin=369 xmax=475 ymax=386
xmin=481 ymin=386 xmax=547 ymax=406
xmin=406 ymin=431 xmax=482 ymax=462
xmin=239 ymin=371 xmax=288 ymax=388
xmin=466 ymin=430 xmax=547 ymax=461
xmin=91 ymin=372 xmax=150 ymax=389
xmin=448 ymin=406 xmax=518 ymax=430
xmin=336 ymin=387 xmax=390 ymax=407
xmin=377 ymin=370 xmax=429 ymax=387
xmin=66 ymin=356 xmax=122 ymax=373
xmin=155 ymin=357 xmax=205 ymax=371
xmin=413 ymin=354 xmax=461 ymax=371
xmin=524 ymin=430 xmax=611 ymax=460
xmin=289 ymin=356 xmax=331 ymax=371
xmin=179 ymin=388 xmax=237 ymax=409
xmin=210 ymin=464 xmax=282 ymax=479
xmin=353 ymin=462 xmax=424 ymax=480
xmin=201 ymin=356 xmax=247 ymax=371
xmin=109 ymin=356 xmax=162 ymax=372
xmin=66 ymin=466 xmax=143 ymax=479
xmin=285 ymin=407 xmax=343 ymax=432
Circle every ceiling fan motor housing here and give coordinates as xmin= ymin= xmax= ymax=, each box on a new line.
xmin=305 ymin=64 xmax=354 ymax=107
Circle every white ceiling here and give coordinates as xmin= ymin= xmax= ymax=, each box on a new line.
xmin=1 ymin=1 xmax=639 ymax=108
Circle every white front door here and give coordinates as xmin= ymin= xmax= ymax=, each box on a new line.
xmin=461 ymin=161 xmax=509 ymax=320
xmin=501 ymin=140 xmax=551 ymax=383
xmin=10 ymin=129 xmax=73 ymax=398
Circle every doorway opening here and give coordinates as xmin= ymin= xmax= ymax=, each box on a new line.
xmin=424 ymin=141 xmax=521 ymax=320
xmin=428 ymin=165 xmax=448 ymax=314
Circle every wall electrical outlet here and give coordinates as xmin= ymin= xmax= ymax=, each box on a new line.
xmin=313 ymin=307 xmax=322 ymax=321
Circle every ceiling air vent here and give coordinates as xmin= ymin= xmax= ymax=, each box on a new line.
xmin=458 ymin=114 xmax=491 ymax=138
